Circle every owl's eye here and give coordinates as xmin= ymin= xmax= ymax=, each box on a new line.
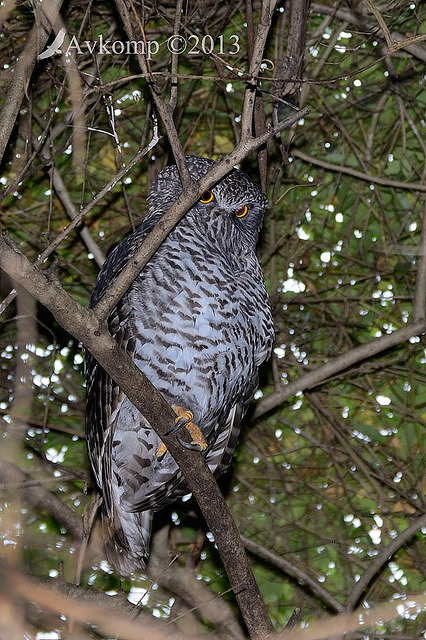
xmin=200 ymin=190 xmax=214 ymax=204
xmin=235 ymin=205 xmax=248 ymax=218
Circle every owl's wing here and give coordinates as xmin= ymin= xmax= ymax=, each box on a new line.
xmin=209 ymin=371 xmax=259 ymax=477
xmin=84 ymin=301 xmax=135 ymax=514
xmin=85 ymin=221 xmax=156 ymax=512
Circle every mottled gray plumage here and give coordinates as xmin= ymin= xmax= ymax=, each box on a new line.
xmin=85 ymin=156 xmax=274 ymax=575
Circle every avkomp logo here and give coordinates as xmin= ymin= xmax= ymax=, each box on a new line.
xmin=38 ymin=28 xmax=66 ymax=60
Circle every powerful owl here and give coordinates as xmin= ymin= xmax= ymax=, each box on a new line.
xmin=85 ymin=156 xmax=274 ymax=575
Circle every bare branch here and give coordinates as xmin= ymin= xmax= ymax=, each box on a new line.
xmin=0 ymin=0 xmax=64 ymax=164
xmin=0 ymin=233 xmax=274 ymax=639
xmin=273 ymin=0 xmax=310 ymax=101
xmin=364 ymin=0 xmax=393 ymax=50
xmin=291 ymin=149 xmax=426 ymax=193
xmin=4 ymin=563 xmax=186 ymax=640
xmin=414 ymin=211 xmax=426 ymax=322
xmin=344 ymin=512 xmax=426 ymax=611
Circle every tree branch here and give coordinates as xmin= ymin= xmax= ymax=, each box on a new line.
xmin=273 ymin=0 xmax=310 ymax=101
xmin=241 ymin=536 xmax=345 ymax=614
xmin=414 ymin=210 xmax=426 ymax=322
xmin=290 ymin=149 xmax=426 ymax=192
xmin=254 ymin=319 xmax=426 ymax=418
xmin=0 ymin=0 xmax=65 ymax=165
xmin=343 ymin=512 xmax=426 ymax=611
xmin=0 ymin=233 xmax=274 ymax=639
xmin=3 ymin=562 xmax=187 ymax=640
xmin=7 ymin=558 xmax=426 ymax=640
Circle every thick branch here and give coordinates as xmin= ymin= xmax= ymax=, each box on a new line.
xmin=273 ymin=0 xmax=310 ymax=100
xmin=414 ymin=211 xmax=426 ymax=322
xmin=3 ymin=563 xmax=186 ymax=640
xmin=0 ymin=233 xmax=274 ymax=639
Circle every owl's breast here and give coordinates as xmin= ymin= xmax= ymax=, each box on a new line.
xmin=119 ymin=238 xmax=271 ymax=426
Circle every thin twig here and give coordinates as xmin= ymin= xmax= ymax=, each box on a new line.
xmin=291 ymin=149 xmax=426 ymax=192
xmin=413 ymin=210 xmax=426 ymax=322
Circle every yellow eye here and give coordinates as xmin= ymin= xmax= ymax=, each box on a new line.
xmin=200 ymin=190 xmax=214 ymax=204
xmin=235 ymin=205 xmax=248 ymax=218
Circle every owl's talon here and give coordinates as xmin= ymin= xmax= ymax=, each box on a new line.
xmin=176 ymin=434 xmax=205 ymax=452
xmin=165 ymin=405 xmax=208 ymax=452
xmin=165 ymin=412 xmax=193 ymax=436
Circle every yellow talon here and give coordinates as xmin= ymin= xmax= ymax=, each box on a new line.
xmin=156 ymin=405 xmax=207 ymax=458
xmin=184 ymin=420 xmax=208 ymax=451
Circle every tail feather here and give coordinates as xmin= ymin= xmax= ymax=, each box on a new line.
xmin=102 ymin=505 xmax=153 ymax=577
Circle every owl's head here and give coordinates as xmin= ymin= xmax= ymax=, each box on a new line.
xmin=147 ymin=156 xmax=268 ymax=246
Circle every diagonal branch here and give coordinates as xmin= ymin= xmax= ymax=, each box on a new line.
xmin=0 ymin=233 xmax=274 ymax=640
xmin=3 ymin=562 xmax=188 ymax=640
xmin=343 ymin=512 xmax=426 ymax=611
xmin=93 ymin=106 xmax=309 ymax=321
xmin=0 ymin=0 xmax=65 ymax=165
xmin=254 ymin=319 xmax=426 ymax=418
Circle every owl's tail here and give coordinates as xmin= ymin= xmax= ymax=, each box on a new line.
xmin=102 ymin=504 xmax=152 ymax=577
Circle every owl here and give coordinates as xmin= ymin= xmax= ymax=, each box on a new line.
xmin=85 ymin=156 xmax=274 ymax=575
